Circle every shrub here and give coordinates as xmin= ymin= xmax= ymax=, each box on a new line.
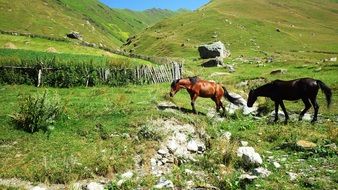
xmin=10 ymin=91 xmax=61 ymax=133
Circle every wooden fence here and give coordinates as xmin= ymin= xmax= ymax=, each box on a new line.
xmin=0 ymin=62 xmax=183 ymax=87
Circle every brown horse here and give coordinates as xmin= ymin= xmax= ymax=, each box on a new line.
xmin=247 ymin=78 xmax=332 ymax=123
xmin=170 ymin=76 xmax=242 ymax=114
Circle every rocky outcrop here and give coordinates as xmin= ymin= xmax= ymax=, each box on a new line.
xmin=198 ymin=41 xmax=230 ymax=59
xmin=237 ymin=146 xmax=263 ymax=166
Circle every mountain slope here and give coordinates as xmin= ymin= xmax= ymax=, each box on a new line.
xmin=0 ymin=0 xmax=177 ymax=48
xmin=123 ymin=0 xmax=338 ymax=58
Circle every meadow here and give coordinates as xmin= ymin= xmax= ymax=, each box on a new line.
xmin=0 ymin=55 xmax=337 ymax=189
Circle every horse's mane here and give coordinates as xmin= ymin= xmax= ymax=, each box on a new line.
xmin=171 ymin=79 xmax=180 ymax=88
xmin=188 ymin=76 xmax=199 ymax=85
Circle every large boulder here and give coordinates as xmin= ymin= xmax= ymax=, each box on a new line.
xmin=201 ymin=57 xmax=224 ymax=67
xmin=198 ymin=41 xmax=230 ymax=59
xmin=67 ymin=31 xmax=82 ymax=40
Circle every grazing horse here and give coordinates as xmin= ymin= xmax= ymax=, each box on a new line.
xmin=170 ymin=76 xmax=241 ymax=114
xmin=247 ymin=78 xmax=332 ymax=123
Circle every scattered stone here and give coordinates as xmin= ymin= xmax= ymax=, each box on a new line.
xmin=253 ymin=167 xmax=271 ymax=178
xmin=158 ymin=148 xmax=168 ymax=155
xmin=273 ymin=162 xmax=281 ymax=169
xmin=301 ymin=113 xmax=312 ymax=121
xmin=153 ymin=177 xmax=174 ymax=189
xmin=276 ymin=28 xmax=281 ymax=32
xmin=239 ymin=174 xmax=258 ymax=181
xmin=31 ymin=186 xmax=46 ymax=190
xmin=70 ymin=182 xmax=82 ymax=190
xmin=198 ymin=41 xmax=231 ymax=59
xmin=222 ymin=131 xmax=232 ymax=141
xmin=85 ymin=182 xmax=104 ymax=190
xmin=237 ymin=147 xmax=263 ymax=166
xmin=287 ymin=172 xmax=298 ymax=181
xmin=167 ymin=140 xmax=178 ymax=153
xmin=270 ymin=69 xmax=287 ymax=75
xmin=224 ymin=64 xmax=235 ymax=73
xmin=296 ymin=140 xmax=317 ymax=149
xmin=117 ymin=171 xmax=133 ymax=186
xmin=201 ymin=57 xmax=224 ymax=67
xmin=225 ymin=92 xmax=258 ymax=115
xmin=241 ymin=141 xmax=249 ymax=146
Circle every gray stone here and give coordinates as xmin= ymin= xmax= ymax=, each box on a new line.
xmin=253 ymin=167 xmax=271 ymax=178
xmin=240 ymin=141 xmax=249 ymax=146
xmin=86 ymin=182 xmax=104 ymax=190
xmin=239 ymin=174 xmax=258 ymax=181
xmin=287 ymin=172 xmax=298 ymax=181
xmin=167 ymin=140 xmax=178 ymax=153
xmin=154 ymin=178 xmax=174 ymax=189
xmin=224 ymin=64 xmax=235 ymax=73
xmin=273 ymin=162 xmax=281 ymax=169
xmin=198 ymin=41 xmax=230 ymax=59
xmin=270 ymin=69 xmax=287 ymax=75
xmin=30 ymin=187 xmax=46 ymax=190
xmin=66 ymin=31 xmax=82 ymax=40
xmin=237 ymin=147 xmax=263 ymax=166
xmin=222 ymin=131 xmax=232 ymax=141
xmin=201 ymin=57 xmax=224 ymax=67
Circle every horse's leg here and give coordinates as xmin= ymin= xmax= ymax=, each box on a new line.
xmin=190 ymin=94 xmax=198 ymax=114
xmin=274 ymin=101 xmax=280 ymax=122
xmin=309 ymin=97 xmax=319 ymax=123
xmin=280 ymin=101 xmax=289 ymax=124
xmin=211 ymin=97 xmax=220 ymax=112
xmin=299 ymin=98 xmax=311 ymax=121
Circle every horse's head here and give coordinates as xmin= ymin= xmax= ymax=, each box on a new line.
xmin=247 ymin=89 xmax=257 ymax=107
xmin=170 ymin=79 xmax=181 ymax=97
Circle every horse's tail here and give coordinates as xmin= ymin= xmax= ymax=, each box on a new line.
xmin=222 ymin=86 xmax=242 ymax=106
xmin=317 ymin=80 xmax=332 ymax=108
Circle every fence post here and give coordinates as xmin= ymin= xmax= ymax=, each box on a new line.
xmin=37 ymin=69 xmax=42 ymax=87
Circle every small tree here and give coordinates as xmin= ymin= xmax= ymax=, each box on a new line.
xmin=10 ymin=91 xmax=61 ymax=133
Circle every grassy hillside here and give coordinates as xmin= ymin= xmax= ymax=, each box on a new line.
xmin=0 ymin=0 xmax=177 ymax=48
xmin=123 ymin=0 xmax=338 ymax=58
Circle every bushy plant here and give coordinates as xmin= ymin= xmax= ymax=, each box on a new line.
xmin=10 ymin=91 xmax=61 ymax=133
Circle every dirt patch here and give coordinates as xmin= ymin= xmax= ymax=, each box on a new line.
xmin=3 ymin=42 xmax=17 ymax=49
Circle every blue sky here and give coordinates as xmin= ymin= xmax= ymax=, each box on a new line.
xmin=100 ymin=0 xmax=210 ymax=11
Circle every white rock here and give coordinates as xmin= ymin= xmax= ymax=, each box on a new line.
xmin=117 ymin=171 xmax=134 ymax=186
xmin=86 ymin=182 xmax=104 ymax=190
xmin=31 ymin=187 xmax=46 ymax=190
xmin=253 ymin=167 xmax=271 ymax=177
xmin=273 ymin=162 xmax=281 ymax=169
xmin=240 ymin=141 xmax=249 ymax=146
xmin=222 ymin=131 xmax=232 ymax=141
xmin=287 ymin=172 xmax=298 ymax=181
xmin=239 ymin=174 xmax=258 ymax=181
xmin=187 ymin=140 xmax=198 ymax=152
xmin=153 ymin=178 xmax=174 ymax=189
xmin=167 ymin=140 xmax=178 ymax=153
xmin=158 ymin=148 xmax=168 ymax=155
xmin=121 ymin=171 xmax=133 ymax=179
xmin=237 ymin=147 xmax=263 ymax=165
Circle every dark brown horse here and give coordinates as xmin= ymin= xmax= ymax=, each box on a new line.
xmin=247 ymin=78 xmax=332 ymax=123
xmin=170 ymin=76 xmax=241 ymax=114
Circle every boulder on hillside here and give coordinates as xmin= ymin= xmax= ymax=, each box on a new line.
xmin=201 ymin=57 xmax=224 ymax=67
xmin=198 ymin=41 xmax=230 ymax=59
xmin=67 ymin=31 xmax=82 ymax=40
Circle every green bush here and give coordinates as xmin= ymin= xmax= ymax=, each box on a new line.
xmin=10 ymin=91 xmax=61 ymax=133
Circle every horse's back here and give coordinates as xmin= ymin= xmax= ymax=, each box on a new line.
xmin=272 ymin=78 xmax=319 ymax=100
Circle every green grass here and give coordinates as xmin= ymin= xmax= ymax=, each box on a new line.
xmin=124 ymin=0 xmax=338 ymax=58
xmin=0 ymin=48 xmax=153 ymax=67
xmin=0 ymin=0 xmax=178 ymax=48
xmin=0 ymin=60 xmax=336 ymax=189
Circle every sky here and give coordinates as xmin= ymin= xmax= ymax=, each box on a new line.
xmin=100 ymin=0 xmax=210 ymax=11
